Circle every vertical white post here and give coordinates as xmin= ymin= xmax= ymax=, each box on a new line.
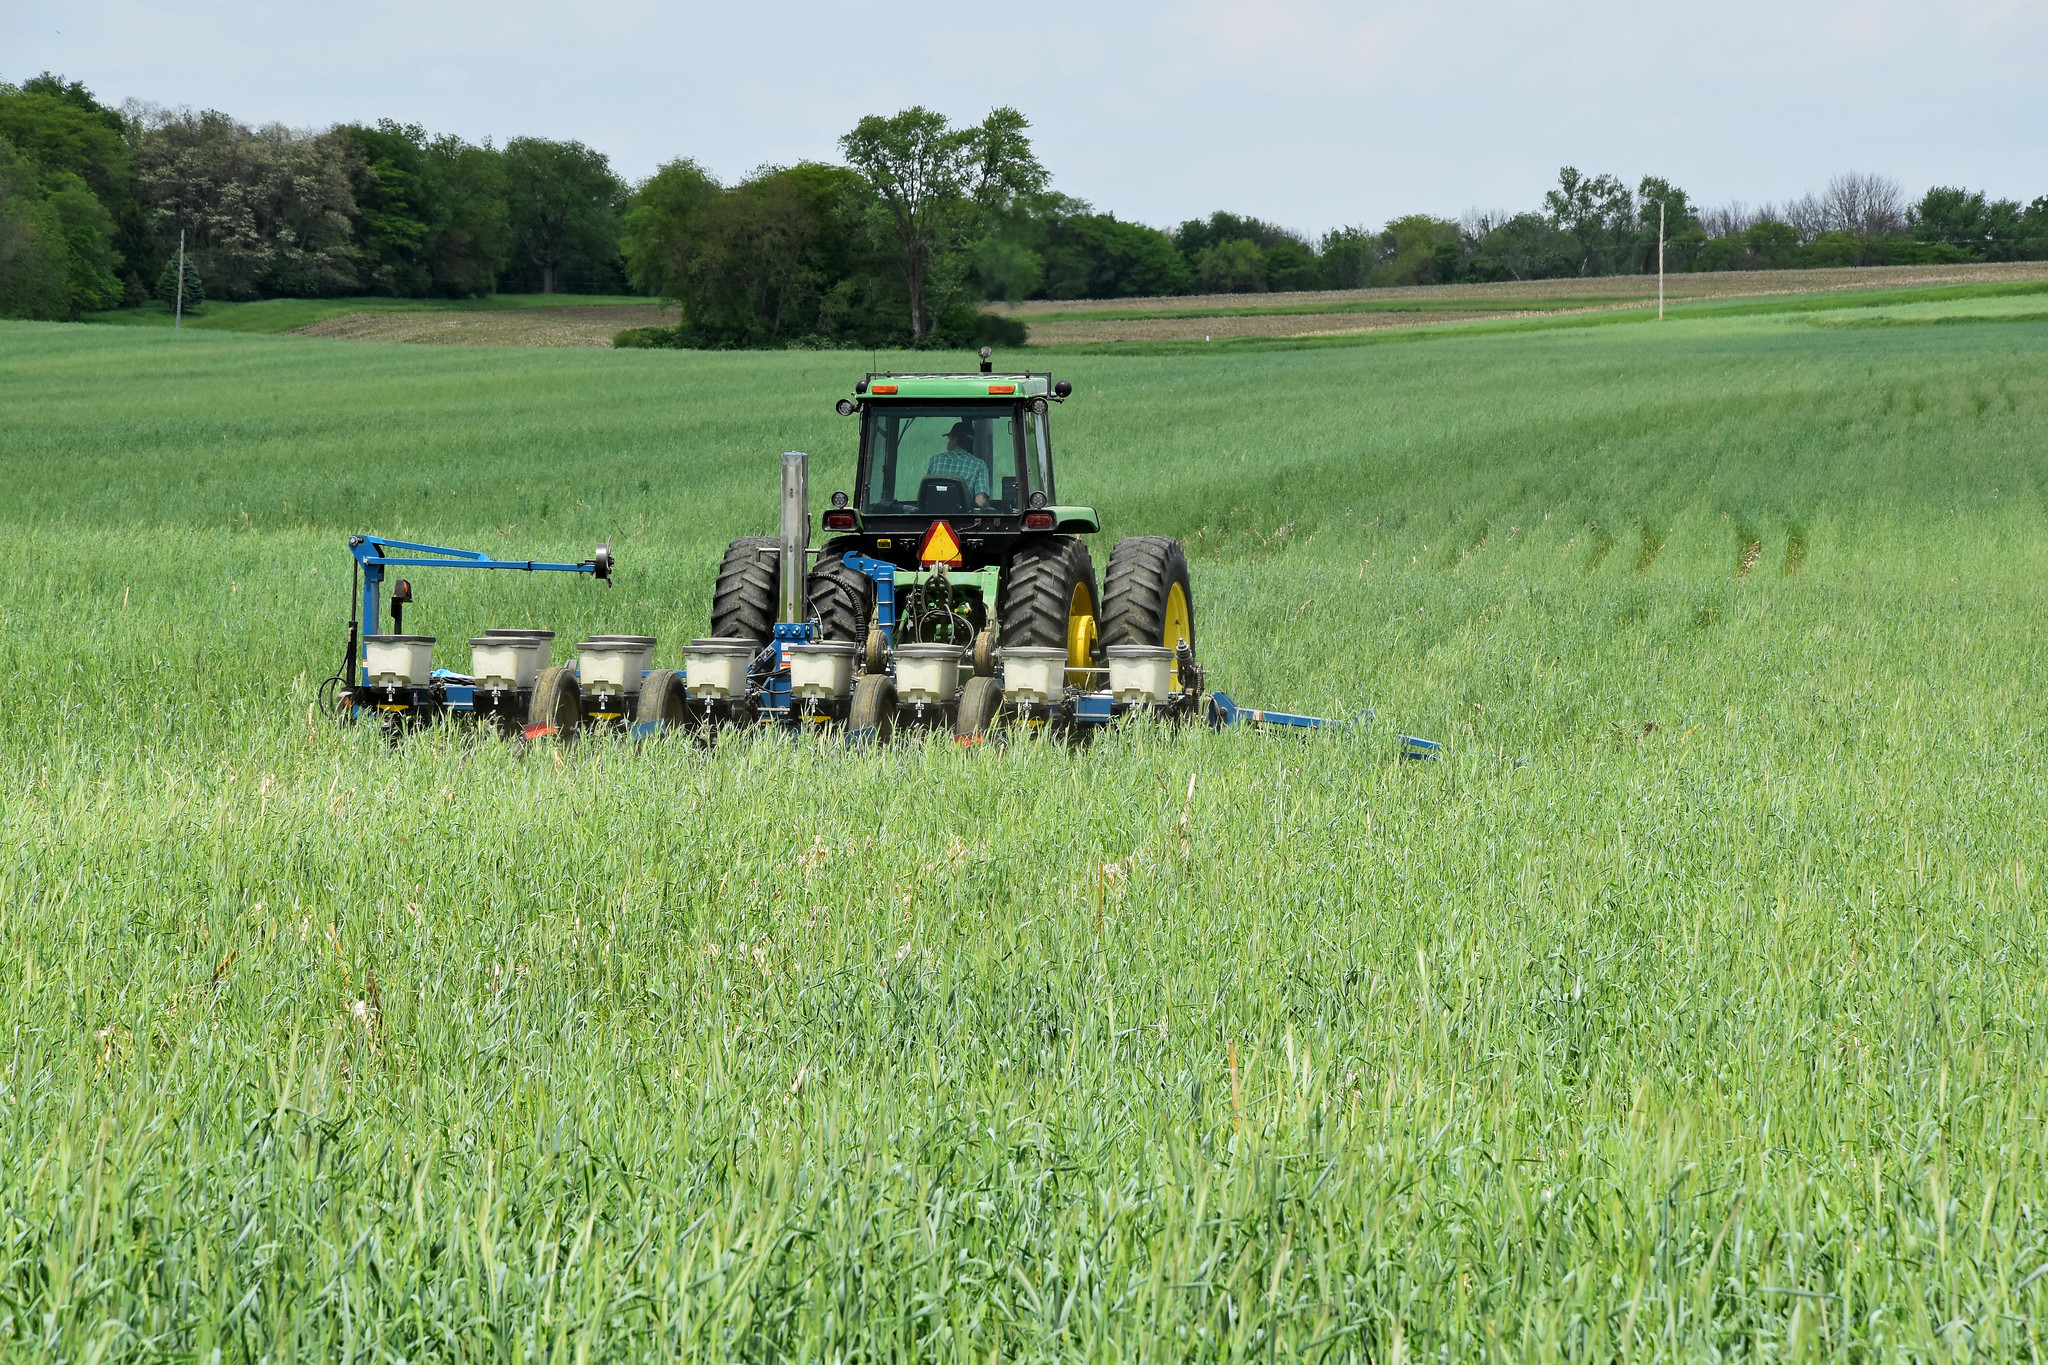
xmin=1657 ymin=202 xmax=1665 ymax=322
xmin=778 ymin=451 xmax=810 ymax=624
xmin=175 ymin=229 xmax=186 ymax=330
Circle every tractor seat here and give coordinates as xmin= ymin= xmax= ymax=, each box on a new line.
xmin=918 ymin=476 xmax=973 ymax=513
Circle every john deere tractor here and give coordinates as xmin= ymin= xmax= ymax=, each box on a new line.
xmin=323 ymin=353 xmax=1371 ymax=746
xmin=703 ymin=351 xmax=1198 ymax=738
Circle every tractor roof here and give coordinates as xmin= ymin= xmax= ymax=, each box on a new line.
xmin=861 ymin=372 xmax=1051 ymax=400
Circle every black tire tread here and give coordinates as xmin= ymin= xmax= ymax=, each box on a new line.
xmin=709 ymin=536 xmax=781 ymax=643
xmin=1099 ymin=536 xmax=1195 ymax=655
xmin=807 ymin=537 xmax=874 ymax=643
xmin=996 ymin=536 xmax=1097 ymax=654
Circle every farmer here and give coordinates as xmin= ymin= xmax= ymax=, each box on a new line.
xmin=925 ymin=420 xmax=991 ymax=507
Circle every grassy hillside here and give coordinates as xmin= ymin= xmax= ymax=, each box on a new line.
xmin=3 ymin=299 xmax=2046 ymax=1358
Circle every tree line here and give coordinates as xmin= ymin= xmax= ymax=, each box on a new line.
xmin=0 ymin=75 xmax=627 ymax=321
xmin=5 ymin=73 xmax=2045 ymax=344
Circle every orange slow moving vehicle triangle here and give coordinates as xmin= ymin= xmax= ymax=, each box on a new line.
xmin=919 ymin=520 xmax=964 ymax=567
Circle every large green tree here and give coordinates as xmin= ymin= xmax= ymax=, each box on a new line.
xmin=0 ymin=75 xmax=133 ymax=314
xmin=1194 ymin=238 xmax=1266 ymax=292
xmin=1469 ymin=213 xmax=1578 ymax=282
xmin=132 ymin=109 xmax=361 ymax=300
xmin=1039 ymin=210 xmax=1190 ymax=300
xmin=0 ymin=76 xmax=131 ymax=212
xmin=1544 ymin=167 xmax=1636 ymax=275
xmin=503 ymin=138 xmax=623 ymax=294
xmin=1636 ymin=176 xmax=1704 ymax=272
xmin=1911 ymin=186 xmax=2046 ymax=261
xmin=342 ymin=121 xmax=513 ymax=297
xmin=344 ymin=120 xmax=436 ymax=295
xmin=838 ymin=106 xmax=1046 ymax=342
xmin=1172 ymin=211 xmax=1291 ymax=260
xmin=1318 ymin=226 xmax=1376 ymax=289
xmin=424 ymin=135 xmax=512 ymax=296
xmin=618 ymin=157 xmax=721 ymax=300
xmin=1372 ymin=214 xmax=1463 ymax=287
xmin=621 ymin=159 xmax=889 ymax=346
xmin=1172 ymin=212 xmax=1316 ymax=294
xmin=0 ymin=134 xmax=73 ymax=318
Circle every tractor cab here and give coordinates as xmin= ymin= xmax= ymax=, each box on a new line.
xmin=825 ymin=361 xmax=1096 ymax=572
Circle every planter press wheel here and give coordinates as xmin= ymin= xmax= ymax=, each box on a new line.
xmin=527 ymin=665 xmax=581 ymax=741
xmin=637 ymin=669 xmax=688 ymax=733
xmin=954 ymin=676 xmax=1003 ymax=740
xmin=848 ymin=674 xmax=897 ymax=745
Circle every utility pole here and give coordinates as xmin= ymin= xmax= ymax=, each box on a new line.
xmin=175 ymin=229 xmax=186 ymax=330
xmin=1658 ymin=201 xmax=1665 ymax=322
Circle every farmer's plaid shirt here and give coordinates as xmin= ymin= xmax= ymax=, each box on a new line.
xmin=925 ymin=449 xmax=990 ymax=498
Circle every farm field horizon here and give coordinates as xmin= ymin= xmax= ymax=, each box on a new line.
xmin=4 ymin=295 xmax=2047 ymax=1358
xmin=74 ymin=260 xmax=2048 ymax=351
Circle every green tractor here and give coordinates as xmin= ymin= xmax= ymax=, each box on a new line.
xmin=325 ymin=353 xmax=1375 ymax=745
xmin=704 ymin=351 xmax=1198 ymax=737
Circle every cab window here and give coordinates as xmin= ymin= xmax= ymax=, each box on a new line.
xmin=1022 ymin=410 xmax=1052 ymax=500
xmin=862 ymin=406 xmax=1023 ymax=514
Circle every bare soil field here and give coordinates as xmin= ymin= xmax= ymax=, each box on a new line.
xmin=271 ymin=263 xmax=2048 ymax=348
xmin=993 ymin=261 xmax=2048 ymax=344
xmin=288 ymin=304 xmax=677 ymax=347
xmin=1030 ymin=309 xmax=1538 ymax=344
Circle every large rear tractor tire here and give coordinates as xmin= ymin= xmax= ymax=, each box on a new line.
xmin=997 ymin=536 xmax=1099 ymax=685
xmin=954 ymin=676 xmax=1003 ymax=740
xmin=636 ymin=669 xmax=688 ymax=732
xmin=528 ymin=666 xmax=581 ymax=740
xmin=1100 ymin=536 xmax=1197 ymax=689
xmin=848 ymin=674 xmax=897 ymax=745
xmin=807 ymin=537 xmax=874 ymax=643
xmin=709 ymin=536 xmax=780 ymax=644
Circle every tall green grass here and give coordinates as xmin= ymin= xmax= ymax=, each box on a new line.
xmin=3 ymin=305 xmax=2046 ymax=1360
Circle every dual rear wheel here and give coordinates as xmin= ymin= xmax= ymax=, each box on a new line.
xmin=1000 ymin=534 xmax=1197 ymax=676
xmin=703 ymin=531 xmax=1196 ymax=743
xmin=714 ymin=530 xmax=1194 ymax=659
xmin=1099 ymin=536 xmax=1197 ymax=687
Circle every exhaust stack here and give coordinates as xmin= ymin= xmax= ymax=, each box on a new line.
xmin=779 ymin=450 xmax=810 ymax=624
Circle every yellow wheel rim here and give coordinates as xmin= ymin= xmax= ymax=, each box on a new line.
xmin=1065 ymin=581 xmax=1097 ymax=682
xmin=1162 ymin=582 xmax=1191 ymax=687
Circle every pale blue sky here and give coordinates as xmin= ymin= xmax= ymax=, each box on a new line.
xmin=5 ymin=0 xmax=2043 ymax=234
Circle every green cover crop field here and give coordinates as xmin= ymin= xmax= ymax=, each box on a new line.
xmin=3 ymin=291 xmax=2047 ymax=1360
